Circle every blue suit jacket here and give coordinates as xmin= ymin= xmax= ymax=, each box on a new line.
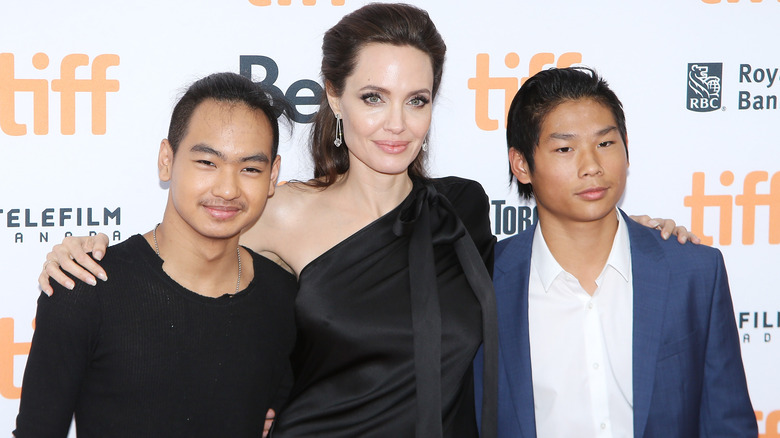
xmin=475 ymin=210 xmax=756 ymax=437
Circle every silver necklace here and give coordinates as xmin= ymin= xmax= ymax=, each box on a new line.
xmin=153 ymin=223 xmax=241 ymax=294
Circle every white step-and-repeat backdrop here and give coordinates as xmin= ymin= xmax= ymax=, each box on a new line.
xmin=2 ymin=0 xmax=778 ymax=435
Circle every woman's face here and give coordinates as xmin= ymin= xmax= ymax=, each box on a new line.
xmin=328 ymin=43 xmax=434 ymax=178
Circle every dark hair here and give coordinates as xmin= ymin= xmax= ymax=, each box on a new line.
xmin=308 ymin=3 xmax=446 ymax=187
xmin=168 ymin=72 xmax=290 ymax=160
xmin=506 ymin=67 xmax=628 ymax=199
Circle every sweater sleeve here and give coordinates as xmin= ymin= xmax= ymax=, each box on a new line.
xmin=14 ymin=283 xmax=101 ymax=438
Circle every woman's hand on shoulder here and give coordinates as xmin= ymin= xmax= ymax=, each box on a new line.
xmin=630 ymin=215 xmax=701 ymax=244
xmin=39 ymin=234 xmax=109 ymax=296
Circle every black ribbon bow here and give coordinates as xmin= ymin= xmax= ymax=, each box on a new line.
xmin=393 ymin=183 xmax=498 ymax=438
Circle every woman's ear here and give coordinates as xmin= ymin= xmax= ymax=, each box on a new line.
xmin=325 ymin=81 xmax=341 ymax=116
xmin=509 ymin=148 xmax=531 ymax=184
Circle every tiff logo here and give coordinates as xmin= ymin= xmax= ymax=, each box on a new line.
xmin=756 ymin=411 xmax=780 ymax=438
xmin=684 ymin=171 xmax=780 ymax=245
xmin=0 ymin=318 xmax=32 ymax=399
xmin=468 ymin=52 xmax=582 ymax=131
xmin=249 ymin=0 xmax=344 ymax=5
xmin=0 ymin=53 xmax=119 ymax=136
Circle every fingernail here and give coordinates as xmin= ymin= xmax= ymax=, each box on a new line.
xmin=87 ymin=277 xmax=97 ymax=286
xmin=662 ymin=231 xmax=670 ymax=239
xmin=98 ymin=273 xmax=108 ymax=282
xmin=66 ymin=281 xmax=75 ymax=290
xmin=94 ymin=251 xmax=104 ymax=260
xmin=648 ymin=220 xmax=660 ymax=228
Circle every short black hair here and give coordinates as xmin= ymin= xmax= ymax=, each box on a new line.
xmin=506 ymin=67 xmax=628 ymax=199
xmin=167 ymin=72 xmax=290 ymax=160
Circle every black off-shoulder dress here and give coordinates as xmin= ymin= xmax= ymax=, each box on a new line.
xmin=272 ymin=177 xmax=498 ymax=438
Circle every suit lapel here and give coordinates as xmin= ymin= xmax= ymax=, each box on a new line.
xmin=622 ymin=211 xmax=670 ymax=438
xmin=495 ymin=228 xmax=537 ymax=438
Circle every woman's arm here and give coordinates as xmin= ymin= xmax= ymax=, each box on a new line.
xmin=37 ymin=210 xmax=699 ymax=294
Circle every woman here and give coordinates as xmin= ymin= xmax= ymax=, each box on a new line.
xmin=44 ymin=5 xmax=496 ymax=437
xmin=38 ymin=4 xmax=692 ymax=437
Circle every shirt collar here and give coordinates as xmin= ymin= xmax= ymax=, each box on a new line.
xmin=605 ymin=211 xmax=631 ymax=284
xmin=531 ymin=209 xmax=631 ymax=292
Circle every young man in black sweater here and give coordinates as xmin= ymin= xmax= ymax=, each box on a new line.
xmin=14 ymin=73 xmax=297 ymax=438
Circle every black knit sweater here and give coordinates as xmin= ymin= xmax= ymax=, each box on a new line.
xmin=14 ymin=234 xmax=297 ymax=438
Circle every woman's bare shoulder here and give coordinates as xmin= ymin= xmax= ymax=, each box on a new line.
xmin=269 ymin=181 xmax=325 ymax=216
xmin=240 ymin=182 xmax=324 ymax=249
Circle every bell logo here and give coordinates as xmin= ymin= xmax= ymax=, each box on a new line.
xmin=0 ymin=53 xmax=120 ymax=136
xmin=468 ymin=52 xmax=582 ymax=131
xmin=239 ymin=55 xmax=322 ymax=123
xmin=683 ymin=171 xmax=780 ymax=245
xmin=249 ymin=0 xmax=344 ymax=5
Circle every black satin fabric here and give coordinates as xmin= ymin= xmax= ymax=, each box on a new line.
xmin=271 ymin=177 xmax=497 ymax=438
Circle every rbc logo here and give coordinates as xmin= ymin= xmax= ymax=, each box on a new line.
xmin=687 ymin=63 xmax=722 ymax=112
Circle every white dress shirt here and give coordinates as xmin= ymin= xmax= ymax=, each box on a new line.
xmin=528 ymin=211 xmax=634 ymax=438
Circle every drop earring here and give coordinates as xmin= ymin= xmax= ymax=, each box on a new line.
xmin=421 ymin=139 xmax=428 ymax=152
xmin=333 ymin=114 xmax=343 ymax=147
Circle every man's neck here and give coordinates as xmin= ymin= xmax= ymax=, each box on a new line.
xmin=537 ymin=210 xmax=619 ymax=295
xmin=143 ymin=218 xmax=247 ymax=298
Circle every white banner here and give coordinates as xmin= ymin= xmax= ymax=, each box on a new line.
xmin=1 ymin=0 xmax=778 ymax=435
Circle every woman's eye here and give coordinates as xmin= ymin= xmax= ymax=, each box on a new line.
xmin=409 ymin=96 xmax=430 ymax=107
xmin=362 ymin=93 xmax=382 ymax=104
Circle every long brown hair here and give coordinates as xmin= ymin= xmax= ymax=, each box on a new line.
xmin=308 ymin=3 xmax=446 ymax=187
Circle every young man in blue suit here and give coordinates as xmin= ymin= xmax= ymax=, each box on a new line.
xmin=475 ymin=67 xmax=756 ymax=437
